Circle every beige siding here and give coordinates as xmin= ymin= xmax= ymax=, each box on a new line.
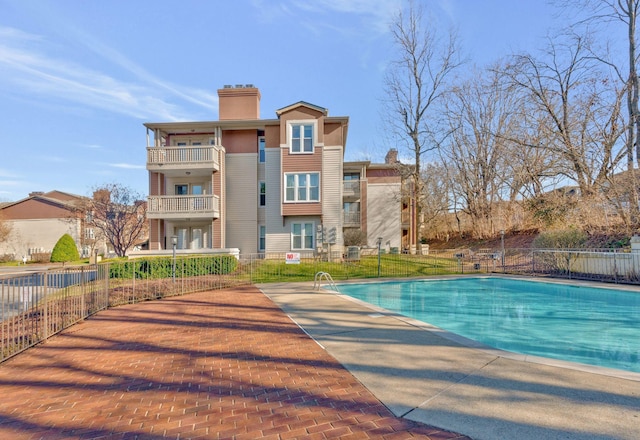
xmin=264 ymin=148 xmax=290 ymax=253
xmin=322 ymin=145 xmax=344 ymax=246
xmin=1 ymin=218 xmax=82 ymax=259
xmin=366 ymin=183 xmax=402 ymax=250
xmin=225 ymin=154 xmax=258 ymax=253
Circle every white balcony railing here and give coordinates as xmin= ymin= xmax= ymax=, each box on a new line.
xmin=343 ymin=180 xmax=360 ymax=198
xmin=343 ymin=211 xmax=361 ymax=225
xmin=147 ymin=195 xmax=220 ymax=219
xmin=146 ymin=146 xmax=220 ymax=171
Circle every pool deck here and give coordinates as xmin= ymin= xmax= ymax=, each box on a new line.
xmin=260 ymin=280 xmax=640 ymax=440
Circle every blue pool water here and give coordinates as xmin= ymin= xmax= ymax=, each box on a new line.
xmin=337 ymin=277 xmax=640 ymax=373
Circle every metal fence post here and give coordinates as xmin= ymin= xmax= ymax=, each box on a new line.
xmin=42 ymin=271 xmax=48 ymax=340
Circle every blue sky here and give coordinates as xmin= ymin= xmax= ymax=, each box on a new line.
xmin=0 ymin=0 xmax=562 ymax=202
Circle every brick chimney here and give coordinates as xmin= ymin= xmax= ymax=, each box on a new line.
xmin=217 ymin=84 xmax=261 ymax=120
xmin=385 ymin=148 xmax=399 ymax=164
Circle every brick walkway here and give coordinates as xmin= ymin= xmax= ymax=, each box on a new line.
xmin=0 ymin=286 xmax=470 ymax=440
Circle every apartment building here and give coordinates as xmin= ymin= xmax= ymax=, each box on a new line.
xmin=143 ymin=86 xmax=414 ymax=256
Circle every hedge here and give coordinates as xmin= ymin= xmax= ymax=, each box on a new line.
xmin=109 ymin=255 xmax=238 ymax=279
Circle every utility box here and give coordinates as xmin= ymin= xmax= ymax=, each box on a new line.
xmin=346 ymin=246 xmax=360 ymax=261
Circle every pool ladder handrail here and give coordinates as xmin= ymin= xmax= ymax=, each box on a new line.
xmin=314 ymin=271 xmax=338 ymax=292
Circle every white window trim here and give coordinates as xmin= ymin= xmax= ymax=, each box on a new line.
xmin=288 ymin=120 xmax=317 ymax=154
xmin=258 ymin=225 xmax=266 ymax=251
xmin=259 ymin=181 xmax=266 ymax=207
xmin=258 ymin=136 xmax=266 ymax=163
xmin=283 ymin=172 xmax=320 ymax=203
xmin=291 ymin=222 xmax=315 ymax=250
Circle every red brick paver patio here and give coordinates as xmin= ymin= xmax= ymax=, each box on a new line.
xmin=0 ymin=286 xmax=470 ymax=439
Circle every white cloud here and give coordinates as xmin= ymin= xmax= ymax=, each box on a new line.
xmin=252 ymin=0 xmax=401 ymax=35
xmin=107 ymin=163 xmax=146 ymax=170
xmin=294 ymin=0 xmax=401 ymax=32
xmin=0 ymin=26 xmax=215 ymax=122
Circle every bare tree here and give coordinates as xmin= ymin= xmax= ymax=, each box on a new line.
xmin=441 ymin=67 xmax=518 ymax=237
xmin=419 ymin=163 xmax=453 ymax=240
xmin=383 ymin=0 xmax=463 ymax=247
xmin=87 ymin=183 xmax=147 ymax=258
xmin=0 ymin=212 xmax=11 ymax=245
xmin=502 ymin=33 xmax=626 ymax=202
xmin=558 ymin=0 xmax=640 ymax=224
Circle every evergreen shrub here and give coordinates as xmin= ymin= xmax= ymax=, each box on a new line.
xmin=50 ymin=234 xmax=80 ymax=263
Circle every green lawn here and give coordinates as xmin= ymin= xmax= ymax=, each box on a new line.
xmin=240 ymin=254 xmax=461 ymax=283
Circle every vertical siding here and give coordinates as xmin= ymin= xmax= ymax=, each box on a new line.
xmin=225 ymin=153 xmax=258 ymax=253
xmin=264 ymin=147 xmax=290 ymax=253
xmin=322 ymin=145 xmax=344 ymax=247
xmin=366 ymin=183 xmax=402 ymax=249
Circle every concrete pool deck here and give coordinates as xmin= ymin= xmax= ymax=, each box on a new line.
xmin=260 ymin=281 xmax=640 ymax=440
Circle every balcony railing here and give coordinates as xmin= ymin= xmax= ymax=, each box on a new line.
xmin=343 ymin=211 xmax=361 ymax=225
xmin=343 ymin=180 xmax=360 ymax=198
xmin=401 ymin=211 xmax=411 ymax=227
xmin=147 ymin=195 xmax=220 ymax=219
xmin=146 ymin=146 xmax=220 ymax=172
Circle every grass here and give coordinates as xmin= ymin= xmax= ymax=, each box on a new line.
xmin=241 ymin=254 xmax=462 ymax=283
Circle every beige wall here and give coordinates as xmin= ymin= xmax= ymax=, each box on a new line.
xmin=225 ymin=154 xmax=258 ymax=254
xmin=366 ymin=183 xmax=402 ymax=250
xmin=322 ymin=145 xmax=344 ymax=247
xmin=1 ymin=218 xmax=81 ymax=260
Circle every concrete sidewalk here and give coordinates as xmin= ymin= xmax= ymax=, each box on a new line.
xmin=260 ymin=282 xmax=640 ymax=440
xmin=0 ymin=286 xmax=468 ymax=439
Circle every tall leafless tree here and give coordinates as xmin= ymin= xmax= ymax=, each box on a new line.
xmin=502 ymin=34 xmax=626 ymax=203
xmin=383 ymin=0 xmax=463 ymax=246
xmin=441 ymin=67 xmax=519 ymax=237
xmin=559 ymin=0 xmax=640 ymax=224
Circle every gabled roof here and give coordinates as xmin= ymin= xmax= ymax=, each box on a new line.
xmin=0 ymin=190 xmax=87 ymax=212
xmin=275 ymin=101 xmax=328 ymax=117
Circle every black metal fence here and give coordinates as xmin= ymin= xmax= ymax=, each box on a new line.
xmin=2 ymin=248 xmax=639 ymax=363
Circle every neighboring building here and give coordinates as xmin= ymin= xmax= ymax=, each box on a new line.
xmin=142 ymin=85 xmax=414 ymax=256
xmin=0 ymin=191 xmax=94 ymax=260
xmin=343 ymin=148 xmax=417 ymax=253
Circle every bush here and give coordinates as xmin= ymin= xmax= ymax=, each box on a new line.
xmin=109 ymin=255 xmax=238 ymax=279
xmin=31 ymin=252 xmax=51 ymax=263
xmin=343 ymin=229 xmax=367 ymax=247
xmin=532 ymin=228 xmax=588 ymax=249
xmin=50 ymin=234 xmax=80 ymax=264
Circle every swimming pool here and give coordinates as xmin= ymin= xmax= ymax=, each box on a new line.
xmin=336 ymin=277 xmax=640 ymax=373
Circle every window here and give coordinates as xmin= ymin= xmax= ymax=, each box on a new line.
xmin=290 ymin=123 xmax=313 ymax=153
xmin=284 ymin=173 xmax=319 ymax=202
xmin=175 ymin=184 xmax=188 ymax=195
xmin=292 ymin=222 xmax=314 ymax=250
xmin=259 ymin=181 xmax=266 ymax=206
xmin=344 ymin=173 xmax=360 ymax=181
xmin=259 ymin=225 xmax=266 ymax=251
xmin=84 ymin=228 xmax=95 ymax=240
xmin=258 ymin=136 xmax=266 ymax=163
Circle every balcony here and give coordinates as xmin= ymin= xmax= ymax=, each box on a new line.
xmin=147 ymin=195 xmax=220 ymax=220
xmin=146 ymin=146 xmax=220 ymax=175
xmin=343 ymin=211 xmax=361 ymax=226
xmin=401 ymin=211 xmax=411 ymax=228
xmin=343 ymin=180 xmax=360 ymax=200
